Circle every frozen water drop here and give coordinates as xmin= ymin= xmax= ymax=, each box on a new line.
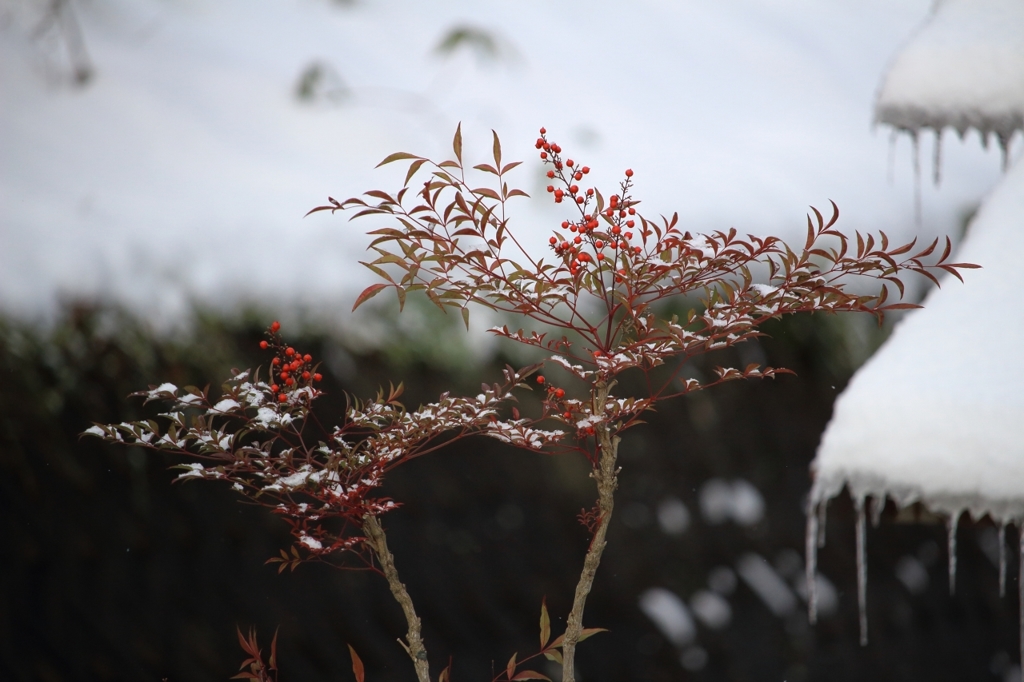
xmin=911 ymin=130 xmax=922 ymax=228
xmin=856 ymin=497 xmax=868 ymax=646
xmin=870 ymin=495 xmax=884 ymax=528
xmin=1018 ymin=528 xmax=1024 ymax=676
xmin=817 ymin=499 xmax=827 ymax=549
xmin=947 ymin=513 xmax=960 ymax=595
xmin=1001 ymin=522 xmax=1008 ymax=598
xmin=887 ymin=129 xmax=898 ymax=185
xmin=933 ymin=128 xmax=942 ymax=186
xmin=806 ymin=501 xmax=819 ymax=624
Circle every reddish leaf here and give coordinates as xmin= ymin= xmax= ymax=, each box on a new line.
xmin=539 ymin=597 xmax=551 ymax=648
xmin=348 ymin=644 xmax=365 ymax=682
xmin=352 ymin=283 xmax=388 ymax=311
xmin=511 ymin=672 xmax=551 ymax=681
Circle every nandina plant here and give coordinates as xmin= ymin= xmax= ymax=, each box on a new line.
xmin=88 ymin=125 xmax=974 ymax=682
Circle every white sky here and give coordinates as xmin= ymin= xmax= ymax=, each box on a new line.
xmin=0 ymin=0 xmax=1015 ymax=326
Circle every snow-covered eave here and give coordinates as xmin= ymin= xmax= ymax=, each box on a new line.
xmin=873 ymin=0 xmax=1024 ymax=160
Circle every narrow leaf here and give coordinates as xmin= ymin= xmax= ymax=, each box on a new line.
xmin=492 ymin=129 xmax=502 ymax=167
xmin=539 ymin=598 xmax=551 ymax=648
xmin=461 ymin=306 xmax=470 ymax=331
xmin=352 ymin=283 xmax=388 ymax=311
xmin=506 ymin=652 xmax=517 ymax=680
xmin=453 ymin=123 xmax=463 ymax=163
xmin=511 ymin=672 xmax=552 ymax=681
xmin=348 ymin=644 xmax=365 ymax=682
xmin=377 ymin=151 xmax=421 ymax=168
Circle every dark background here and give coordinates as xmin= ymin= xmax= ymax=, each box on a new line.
xmin=0 ymin=303 xmax=1017 ymax=681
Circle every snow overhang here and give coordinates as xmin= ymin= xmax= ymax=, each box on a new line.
xmin=810 ymin=156 xmax=1024 ymax=523
xmin=875 ymin=0 xmax=1024 ymax=158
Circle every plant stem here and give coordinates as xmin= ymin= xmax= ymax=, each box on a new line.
xmin=362 ymin=515 xmax=431 ymax=682
xmin=562 ymin=384 xmax=620 ymax=682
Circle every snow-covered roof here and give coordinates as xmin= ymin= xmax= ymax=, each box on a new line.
xmin=875 ymin=0 xmax=1024 ymax=157
xmin=810 ymin=155 xmax=1024 ymax=522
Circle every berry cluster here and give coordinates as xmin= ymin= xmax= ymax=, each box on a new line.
xmin=535 ymin=127 xmax=644 ymax=277
xmin=259 ymin=321 xmax=322 ymax=402
xmin=536 ymin=374 xmax=597 ymax=439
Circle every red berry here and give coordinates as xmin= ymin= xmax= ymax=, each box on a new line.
xmin=555 ymin=388 xmax=565 ymax=398
xmin=595 ymin=240 xmax=604 ymax=248
xmin=280 ymin=371 xmax=289 ymax=379
xmin=626 ymin=220 xmax=635 ymax=228
xmin=628 ymin=207 xmax=636 ymax=215
xmin=581 ymin=166 xmax=590 ymax=174
xmin=285 ymin=347 xmax=295 ymax=356
xmin=537 ymin=375 xmax=545 ymax=384
xmin=272 ymin=357 xmax=281 ymax=366
xmin=576 ymin=196 xmax=584 ymax=204
xmin=540 ymin=152 xmax=548 ymax=159
xmin=259 ymin=340 xmax=268 ymax=349
xmin=625 ymin=232 xmax=633 ymax=239
xmin=596 ymin=253 xmax=604 ymax=261
xmin=566 ymin=159 xmax=574 ymax=167
xmin=635 ymin=246 xmax=642 ymax=254
xmin=313 ymin=373 xmax=322 ymax=382
xmin=549 ymin=236 xmax=557 ymax=245
xmin=303 ymin=354 xmax=312 ymax=363
xmin=563 ymin=411 xmax=572 ymax=419
xmin=285 ymin=377 xmax=294 ymax=386
xmin=547 ymin=185 xmax=554 ymax=193
xmin=574 ymin=236 xmax=582 ymax=244
xmin=569 ymin=225 xmax=577 ymax=233
xmin=535 ymin=139 xmax=544 ymax=149
xmin=547 ymin=170 xmax=555 ymax=179
xmin=278 ymin=394 xmax=287 ymax=402
xmin=586 ymin=188 xmax=594 ymax=196
xmin=270 ymin=321 xmax=281 ymax=333
xmin=625 ymin=169 xmax=634 ymax=177
xmin=574 ymin=172 xmax=583 ymax=181
xmin=302 ymin=371 xmax=310 ymax=380
xmin=539 ymin=127 xmax=546 ymax=134
xmin=612 ymin=226 xmax=621 ymax=234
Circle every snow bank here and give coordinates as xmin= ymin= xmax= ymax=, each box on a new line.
xmin=875 ymin=0 xmax=1024 ymax=157
xmin=810 ymin=156 xmax=1024 ymax=522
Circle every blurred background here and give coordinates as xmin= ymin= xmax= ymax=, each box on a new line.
xmin=0 ymin=1 xmax=1019 ymax=680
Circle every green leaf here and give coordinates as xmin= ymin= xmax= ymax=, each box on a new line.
xmin=453 ymin=123 xmax=463 ymax=163
xmin=539 ymin=598 xmax=551 ymax=648
xmin=376 ymin=151 xmax=421 ymax=168
xmin=352 ymin=283 xmax=388 ymax=311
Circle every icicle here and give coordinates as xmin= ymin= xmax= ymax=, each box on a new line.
xmin=911 ymin=130 xmax=922 ymax=229
xmin=1000 ymin=522 xmax=1008 ymax=598
xmin=1018 ymin=526 xmax=1023 ymax=673
xmin=932 ymin=128 xmax=942 ymax=186
xmin=806 ymin=500 xmax=819 ymax=624
xmin=870 ymin=495 xmax=884 ymax=528
xmin=947 ymin=510 xmax=961 ymax=596
xmin=817 ymin=498 xmax=827 ymax=548
xmin=999 ymin=132 xmax=1010 ymax=172
xmin=887 ymin=129 xmax=898 ymax=185
xmin=856 ymin=497 xmax=868 ymax=646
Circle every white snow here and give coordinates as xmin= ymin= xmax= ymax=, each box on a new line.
xmin=875 ymin=0 xmax=1024 ymax=147
xmin=1 ymin=0 xmax=1009 ymax=326
xmin=811 ymin=155 xmax=1024 ymax=522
